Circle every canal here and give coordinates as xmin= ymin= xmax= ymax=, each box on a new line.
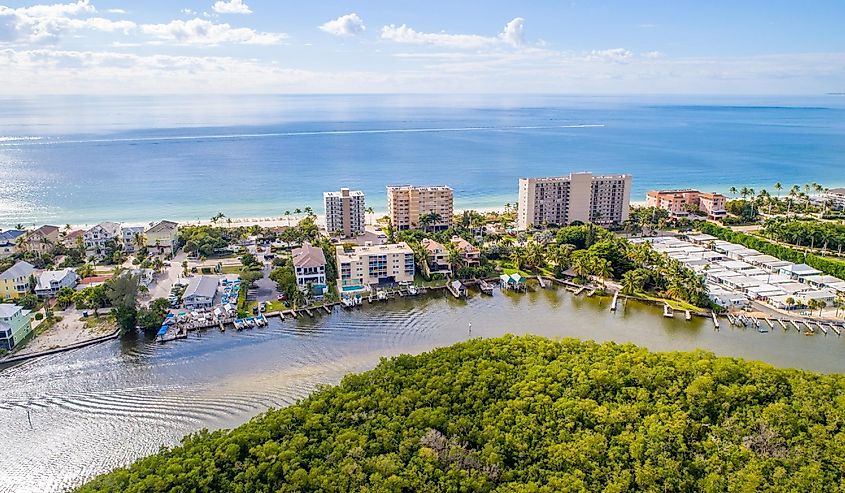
xmin=2 ymin=284 xmax=844 ymax=492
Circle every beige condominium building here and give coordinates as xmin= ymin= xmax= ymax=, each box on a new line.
xmin=387 ymin=185 xmax=453 ymax=231
xmin=324 ymin=188 xmax=366 ymax=238
xmin=517 ymin=172 xmax=632 ymax=230
xmin=336 ymin=242 xmax=416 ymax=293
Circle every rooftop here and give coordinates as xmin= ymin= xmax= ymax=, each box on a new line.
xmin=0 ymin=230 xmax=25 ymax=243
xmin=36 ymin=269 xmax=77 ymax=290
xmin=146 ymin=220 xmax=178 ymax=234
xmin=0 ymin=260 xmax=35 ymax=280
xmin=0 ymin=304 xmax=23 ymax=318
xmin=292 ymin=242 xmax=327 ymax=268
xmin=184 ymin=276 xmax=219 ymax=299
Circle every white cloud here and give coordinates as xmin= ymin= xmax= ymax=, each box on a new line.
xmin=0 ymin=2 xmax=278 ymax=46
xmin=14 ymin=0 xmax=96 ymax=17
xmin=642 ymin=50 xmax=663 ymax=59
xmin=140 ymin=18 xmax=285 ymax=45
xmin=586 ymin=48 xmax=633 ymax=62
xmin=499 ymin=17 xmax=524 ymax=47
xmin=319 ymin=13 xmax=365 ymax=37
xmin=381 ymin=17 xmax=526 ymax=50
xmin=0 ymin=47 xmax=843 ymax=95
xmin=106 ymin=8 xmax=127 ymax=14
xmin=381 ymin=24 xmax=498 ymax=49
xmin=180 ymin=8 xmax=197 ymax=16
xmin=0 ymin=1 xmax=135 ymax=44
xmin=212 ymin=0 xmax=252 ymax=15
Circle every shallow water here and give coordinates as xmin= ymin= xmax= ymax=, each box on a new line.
xmin=1 ymin=285 xmax=844 ymax=492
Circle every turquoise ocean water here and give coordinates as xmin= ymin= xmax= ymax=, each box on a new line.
xmin=1 ymin=94 xmax=844 ymax=227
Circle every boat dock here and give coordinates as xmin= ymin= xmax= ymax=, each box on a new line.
xmin=711 ymin=312 xmax=720 ymax=329
xmin=663 ymin=304 xmax=673 ymax=318
xmin=685 ymin=310 xmax=692 ymax=321
xmin=536 ymin=276 xmax=548 ymax=289
xmin=610 ymin=291 xmax=619 ymax=312
xmin=477 ymin=279 xmax=495 ymax=295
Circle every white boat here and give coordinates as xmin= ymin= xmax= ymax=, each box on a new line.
xmin=408 ymin=285 xmax=419 ymax=296
xmin=377 ymin=290 xmax=387 ymax=301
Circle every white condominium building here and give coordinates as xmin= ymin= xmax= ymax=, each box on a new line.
xmin=336 ymin=242 xmax=415 ymax=292
xmin=324 ymin=188 xmax=366 ymax=238
xmin=517 ymin=172 xmax=632 ymax=230
xmin=387 ymin=185 xmax=453 ymax=231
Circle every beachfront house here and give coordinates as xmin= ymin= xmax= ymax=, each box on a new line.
xmin=292 ymin=242 xmax=327 ymax=294
xmin=84 ymin=222 xmax=121 ymax=256
xmin=421 ymin=238 xmax=452 ymax=276
xmin=336 ymin=242 xmax=415 ymax=294
xmin=34 ymin=269 xmax=79 ymax=298
xmin=120 ymin=226 xmax=145 ymax=253
xmin=21 ymin=225 xmax=59 ymax=256
xmin=62 ymin=230 xmax=85 ymax=249
xmin=0 ymin=230 xmax=24 ymax=259
xmin=0 ymin=303 xmax=34 ymax=351
xmin=0 ymin=261 xmax=36 ymax=300
xmin=450 ymin=236 xmax=481 ymax=266
xmin=145 ymin=220 xmax=179 ymax=255
xmin=182 ymin=276 xmax=218 ymax=310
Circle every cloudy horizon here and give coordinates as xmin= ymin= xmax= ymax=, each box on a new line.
xmin=1 ymin=0 xmax=843 ymax=95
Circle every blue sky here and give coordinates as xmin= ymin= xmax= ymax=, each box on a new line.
xmin=1 ymin=0 xmax=843 ymax=94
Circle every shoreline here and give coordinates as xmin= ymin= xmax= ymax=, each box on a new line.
xmin=1 ymin=190 xmax=833 ymax=231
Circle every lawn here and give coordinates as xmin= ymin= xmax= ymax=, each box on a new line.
xmin=634 ymin=291 xmax=708 ymax=312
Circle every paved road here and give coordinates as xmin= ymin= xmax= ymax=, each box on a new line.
xmin=250 ymin=263 xmax=280 ymax=304
xmin=146 ymin=251 xmax=188 ymax=305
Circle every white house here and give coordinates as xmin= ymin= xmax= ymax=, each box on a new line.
xmin=34 ymin=269 xmax=79 ymax=298
xmin=182 ymin=276 xmax=218 ymax=309
xmin=292 ymin=242 xmax=327 ymax=290
xmin=120 ymin=226 xmax=145 ymax=253
xmin=84 ymin=222 xmax=121 ymax=255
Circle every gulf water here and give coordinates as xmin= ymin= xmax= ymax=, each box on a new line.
xmin=1 ymin=94 xmax=844 ymax=228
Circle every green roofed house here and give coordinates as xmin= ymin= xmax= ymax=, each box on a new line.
xmin=499 ymin=273 xmax=527 ymax=291
xmin=0 ymin=303 xmax=34 ymax=351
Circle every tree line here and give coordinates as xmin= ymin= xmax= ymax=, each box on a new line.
xmin=79 ymin=335 xmax=845 ymax=492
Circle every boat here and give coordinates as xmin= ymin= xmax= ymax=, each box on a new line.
xmin=377 ymin=290 xmax=387 ymax=301
xmin=408 ymin=285 xmax=420 ymax=296
xmin=757 ymin=325 xmax=769 ymax=333
xmin=477 ymin=279 xmax=494 ymax=295
xmin=342 ymin=297 xmax=354 ymax=308
xmin=684 ymin=310 xmax=692 ymax=321
xmin=663 ymin=304 xmax=674 ymax=318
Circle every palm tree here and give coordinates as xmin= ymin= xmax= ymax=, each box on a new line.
xmin=621 ymin=269 xmax=645 ymax=295
xmin=133 ymin=232 xmax=146 ymax=252
xmin=774 ymin=182 xmax=783 ymax=199
xmin=728 ymin=187 xmax=738 ymax=199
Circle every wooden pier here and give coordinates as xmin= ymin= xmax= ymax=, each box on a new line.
xmin=711 ymin=312 xmax=720 ymax=329
xmin=790 ymin=319 xmax=801 ymax=332
xmin=537 ymin=276 xmax=548 ymax=289
xmin=477 ymin=279 xmax=495 ymax=295
xmin=323 ymin=305 xmax=332 ymax=314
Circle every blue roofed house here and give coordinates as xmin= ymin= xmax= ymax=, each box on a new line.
xmin=0 ymin=230 xmax=25 ymax=259
xmin=35 ymin=269 xmax=80 ymax=298
xmin=0 ymin=303 xmax=34 ymax=351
